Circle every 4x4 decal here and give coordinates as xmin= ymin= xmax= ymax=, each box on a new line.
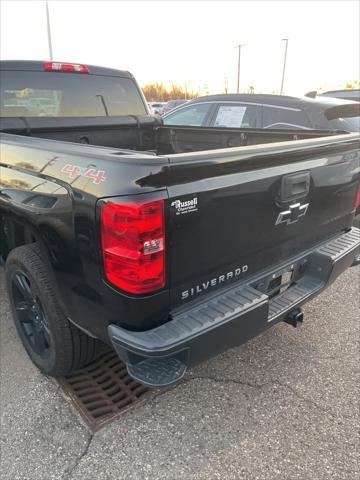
xmin=61 ymin=164 xmax=106 ymax=184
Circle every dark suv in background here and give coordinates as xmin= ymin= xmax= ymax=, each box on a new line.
xmin=163 ymin=94 xmax=360 ymax=132
xmin=317 ymin=89 xmax=360 ymax=102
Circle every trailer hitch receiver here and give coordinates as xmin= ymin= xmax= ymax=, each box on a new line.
xmin=284 ymin=308 xmax=304 ymax=327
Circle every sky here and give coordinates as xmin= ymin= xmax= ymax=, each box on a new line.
xmin=0 ymin=0 xmax=359 ymax=96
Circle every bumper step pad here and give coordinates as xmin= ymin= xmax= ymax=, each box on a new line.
xmin=317 ymin=228 xmax=360 ymax=261
xmin=127 ymin=357 xmax=187 ymax=388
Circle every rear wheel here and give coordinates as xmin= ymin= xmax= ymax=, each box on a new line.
xmin=5 ymin=244 xmax=101 ymax=376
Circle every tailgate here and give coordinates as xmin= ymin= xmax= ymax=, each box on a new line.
xmin=166 ymin=134 xmax=359 ymax=308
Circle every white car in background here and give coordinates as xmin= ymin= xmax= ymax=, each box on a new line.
xmin=148 ymin=102 xmax=166 ymax=115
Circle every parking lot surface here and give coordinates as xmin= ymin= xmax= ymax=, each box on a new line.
xmin=0 ymin=265 xmax=359 ymax=480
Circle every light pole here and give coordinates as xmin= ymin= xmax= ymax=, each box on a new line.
xmin=236 ymin=44 xmax=247 ymax=93
xmin=224 ymin=76 xmax=228 ymax=94
xmin=46 ymin=1 xmax=53 ymax=60
xmin=280 ymin=38 xmax=288 ymax=95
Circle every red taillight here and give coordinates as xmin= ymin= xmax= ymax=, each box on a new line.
xmin=44 ymin=62 xmax=89 ymax=73
xmin=354 ymin=186 xmax=360 ymax=210
xmin=101 ymin=198 xmax=166 ymax=294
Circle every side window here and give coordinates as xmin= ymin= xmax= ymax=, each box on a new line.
xmin=163 ymin=104 xmax=211 ymax=126
xmin=262 ymin=106 xmax=312 ymax=129
xmin=213 ymin=104 xmax=258 ymax=128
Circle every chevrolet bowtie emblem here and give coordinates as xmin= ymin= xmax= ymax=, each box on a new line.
xmin=275 ymin=202 xmax=309 ymax=225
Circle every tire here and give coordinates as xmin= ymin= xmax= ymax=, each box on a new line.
xmin=5 ymin=243 xmax=101 ymax=376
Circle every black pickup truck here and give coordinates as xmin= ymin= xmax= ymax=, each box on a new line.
xmin=1 ymin=61 xmax=359 ymax=388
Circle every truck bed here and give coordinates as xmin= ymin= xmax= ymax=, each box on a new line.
xmin=0 ymin=114 xmax=345 ymax=155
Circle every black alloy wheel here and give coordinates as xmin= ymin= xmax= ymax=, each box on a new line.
xmin=11 ymin=270 xmax=52 ymax=359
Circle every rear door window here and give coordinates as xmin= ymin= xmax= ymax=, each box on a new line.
xmin=262 ymin=106 xmax=312 ymax=129
xmin=0 ymin=70 xmax=147 ymax=117
xmin=213 ymin=104 xmax=258 ymax=128
xmin=163 ymin=103 xmax=212 ymax=126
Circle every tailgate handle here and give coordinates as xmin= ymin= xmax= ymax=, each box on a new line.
xmin=281 ymin=172 xmax=310 ymax=202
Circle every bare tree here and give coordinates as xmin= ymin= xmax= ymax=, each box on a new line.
xmin=142 ymin=83 xmax=198 ymax=101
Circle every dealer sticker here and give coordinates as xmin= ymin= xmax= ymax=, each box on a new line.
xmin=171 ymin=197 xmax=198 ymax=215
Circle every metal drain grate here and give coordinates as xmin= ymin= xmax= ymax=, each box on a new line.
xmin=58 ymin=350 xmax=150 ymax=431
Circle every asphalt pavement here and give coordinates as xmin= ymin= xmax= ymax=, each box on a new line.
xmin=0 ymin=265 xmax=359 ymax=480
